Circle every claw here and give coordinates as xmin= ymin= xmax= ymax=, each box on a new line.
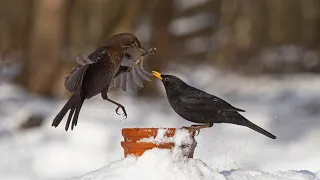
xmin=115 ymin=107 xmax=121 ymax=115
xmin=115 ymin=106 xmax=127 ymax=119
xmin=181 ymin=126 xmax=200 ymax=136
xmin=127 ymin=47 xmax=156 ymax=71
xmin=195 ymin=129 xmax=200 ymax=136
xmin=181 ymin=124 xmax=210 ymax=136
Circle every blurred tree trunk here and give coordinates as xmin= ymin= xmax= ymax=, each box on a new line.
xmin=0 ymin=0 xmax=32 ymax=58
xmin=17 ymin=0 xmax=67 ymax=96
xmin=140 ymin=0 xmax=174 ymax=96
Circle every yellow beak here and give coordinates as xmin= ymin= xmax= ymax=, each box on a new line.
xmin=152 ymin=71 xmax=163 ymax=80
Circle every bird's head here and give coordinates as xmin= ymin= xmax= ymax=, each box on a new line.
xmin=106 ymin=33 xmax=147 ymax=54
xmin=152 ymin=71 xmax=187 ymax=93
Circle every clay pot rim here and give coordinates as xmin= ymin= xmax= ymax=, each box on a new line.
xmin=122 ymin=127 xmax=197 ymax=136
xmin=121 ymin=141 xmax=175 ymax=147
xmin=122 ymin=127 xmax=177 ymax=131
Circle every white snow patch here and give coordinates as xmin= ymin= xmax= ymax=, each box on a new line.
xmin=137 ymin=128 xmax=193 ymax=145
xmin=71 ymin=148 xmax=319 ymax=180
xmin=71 ymin=149 xmax=226 ymax=180
xmin=225 ymin=170 xmax=320 ymax=180
xmin=138 ymin=128 xmax=170 ymax=143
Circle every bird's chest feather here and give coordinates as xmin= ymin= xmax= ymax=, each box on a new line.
xmin=82 ymin=52 xmax=123 ymax=98
xmin=167 ymin=94 xmax=190 ymax=116
xmin=105 ymin=51 xmax=123 ymax=76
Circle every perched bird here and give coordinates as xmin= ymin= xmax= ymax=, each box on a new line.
xmin=152 ymin=71 xmax=276 ymax=139
xmin=52 ymin=33 xmax=152 ymax=131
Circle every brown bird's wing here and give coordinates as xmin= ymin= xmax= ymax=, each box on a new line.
xmin=64 ymin=47 xmax=108 ymax=92
xmin=110 ymin=52 xmax=151 ymax=91
xmin=179 ymin=89 xmax=245 ymax=112
xmin=64 ymin=64 xmax=89 ymax=92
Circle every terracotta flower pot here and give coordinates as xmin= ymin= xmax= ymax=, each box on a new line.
xmin=121 ymin=128 xmax=198 ymax=158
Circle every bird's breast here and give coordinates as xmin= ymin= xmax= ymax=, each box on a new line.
xmin=82 ymin=59 xmax=120 ymax=98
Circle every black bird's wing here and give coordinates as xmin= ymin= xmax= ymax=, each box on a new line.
xmin=179 ymin=89 xmax=245 ymax=112
xmin=110 ymin=52 xmax=152 ymax=91
xmin=64 ymin=47 xmax=107 ymax=92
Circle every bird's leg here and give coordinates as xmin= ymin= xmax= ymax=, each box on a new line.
xmin=101 ymin=91 xmax=127 ymax=119
xmin=107 ymin=98 xmax=127 ymax=118
xmin=127 ymin=47 xmax=156 ymax=72
xmin=181 ymin=124 xmax=211 ymax=136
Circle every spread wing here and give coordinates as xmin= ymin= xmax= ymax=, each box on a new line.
xmin=65 ymin=47 xmax=151 ymax=92
xmin=110 ymin=53 xmax=152 ymax=91
xmin=179 ymin=88 xmax=245 ymax=112
xmin=64 ymin=47 xmax=108 ymax=92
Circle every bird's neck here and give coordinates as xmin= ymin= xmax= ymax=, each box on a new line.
xmin=165 ymin=87 xmax=182 ymax=99
xmin=166 ymin=83 xmax=189 ymax=98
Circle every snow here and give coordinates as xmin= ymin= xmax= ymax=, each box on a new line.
xmin=225 ymin=170 xmax=320 ymax=180
xmin=71 ymin=149 xmax=225 ymax=180
xmin=138 ymin=128 xmax=170 ymax=143
xmin=71 ymin=129 xmax=210 ymax=180
xmin=137 ymin=128 xmax=194 ymax=146
xmin=71 ymin=130 xmax=320 ymax=180
xmin=71 ymin=149 xmax=320 ymax=180
xmin=1 ymin=65 xmax=320 ymax=179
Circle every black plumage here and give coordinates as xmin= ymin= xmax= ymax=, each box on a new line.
xmin=152 ymin=71 xmax=276 ymax=139
xmin=52 ymin=33 xmax=151 ymax=131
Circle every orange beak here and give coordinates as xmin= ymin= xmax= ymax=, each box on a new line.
xmin=152 ymin=71 xmax=163 ymax=80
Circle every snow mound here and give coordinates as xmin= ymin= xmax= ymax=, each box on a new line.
xmin=71 ymin=129 xmax=319 ymax=180
xmin=225 ymin=169 xmax=320 ymax=180
xmin=72 ymin=128 xmax=218 ymax=180
xmin=71 ymin=149 xmax=225 ymax=180
xmin=71 ymin=148 xmax=319 ymax=180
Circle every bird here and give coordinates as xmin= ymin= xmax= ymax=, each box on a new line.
xmin=152 ymin=71 xmax=276 ymax=139
xmin=52 ymin=33 xmax=152 ymax=131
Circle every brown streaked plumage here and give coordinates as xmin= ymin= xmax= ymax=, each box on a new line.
xmin=52 ymin=33 xmax=151 ymax=131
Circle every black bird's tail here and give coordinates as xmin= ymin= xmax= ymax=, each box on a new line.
xmin=239 ymin=114 xmax=276 ymax=139
xmin=222 ymin=112 xmax=277 ymax=139
xmin=52 ymin=91 xmax=85 ymax=131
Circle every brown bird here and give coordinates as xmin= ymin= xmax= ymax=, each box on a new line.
xmin=52 ymin=33 xmax=152 ymax=131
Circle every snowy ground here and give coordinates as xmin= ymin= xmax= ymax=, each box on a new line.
xmin=1 ymin=65 xmax=320 ymax=180
xmin=72 ymin=149 xmax=320 ymax=180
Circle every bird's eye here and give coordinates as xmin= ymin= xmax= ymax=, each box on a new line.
xmin=164 ymin=77 xmax=169 ymax=82
xmin=130 ymin=40 xmax=135 ymax=46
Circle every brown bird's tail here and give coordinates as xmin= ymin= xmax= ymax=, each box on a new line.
xmin=239 ymin=114 xmax=276 ymax=139
xmin=52 ymin=91 xmax=85 ymax=131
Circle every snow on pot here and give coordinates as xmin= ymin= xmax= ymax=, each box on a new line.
xmin=121 ymin=128 xmax=198 ymax=158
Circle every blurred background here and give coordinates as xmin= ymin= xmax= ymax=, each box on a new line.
xmin=1 ymin=0 xmax=320 ymax=179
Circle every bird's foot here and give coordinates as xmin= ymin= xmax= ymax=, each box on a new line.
xmin=181 ymin=125 xmax=210 ymax=136
xmin=127 ymin=56 xmax=142 ymax=72
xmin=115 ymin=105 xmax=127 ymax=119
xmin=127 ymin=47 xmax=156 ymax=72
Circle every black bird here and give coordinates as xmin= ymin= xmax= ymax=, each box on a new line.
xmin=152 ymin=71 xmax=276 ymax=139
xmin=52 ymin=33 xmax=152 ymax=131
